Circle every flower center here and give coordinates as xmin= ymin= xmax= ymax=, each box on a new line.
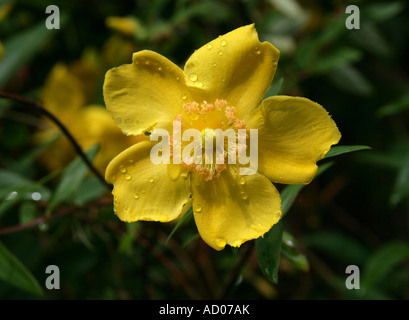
xmin=171 ymin=99 xmax=247 ymax=181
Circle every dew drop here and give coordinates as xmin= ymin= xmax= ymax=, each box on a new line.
xmin=218 ymin=50 xmax=223 ymax=56
xmin=158 ymin=66 xmax=162 ymax=71
xmin=114 ymin=116 xmax=123 ymax=125
xmin=215 ymin=238 xmax=227 ymax=248
xmin=125 ymin=174 xmax=132 ymax=180
xmin=207 ymin=44 xmax=213 ymax=50
xmin=175 ymin=75 xmax=180 ymax=81
xmin=221 ymin=39 xmax=227 ymax=46
xmin=133 ymin=193 xmax=139 ymax=199
xmin=120 ymin=166 xmax=127 ymax=173
xmin=194 ymin=81 xmax=203 ymax=88
xmin=254 ymin=47 xmax=261 ymax=55
xmin=181 ymin=94 xmax=187 ymax=100
xmin=239 ymin=177 xmax=246 ymax=185
xmin=149 ymin=177 xmax=154 ymax=183
xmin=240 ymin=191 xmax=248 ymax=200
xmin=193 ymin=204 xmax=202 ymax=213
xmin=274 ymin=211 xmax=282 ymax=220
xmin=212 ymin=63 xmax=217 ymax=67
xmin=189 ymin=73 xmax=198 ymax=82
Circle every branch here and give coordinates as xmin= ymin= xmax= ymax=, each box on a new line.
xmin=0 ymin=91 xmax=112 ymax=190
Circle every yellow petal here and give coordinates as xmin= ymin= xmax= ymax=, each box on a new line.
xmin=103 ymin=50 xmax=193 ymax=136
xmin=183 ymin=24 xmax=280 ymax=119
xmin=191 ymin=170 xmax=282 ymax=250
xmin=106 ymin=141 xmax=191 ymax=222
xmin=72 ymin=105 xmax=147 ymax=174
xmin=41 ymin=63 xmax=85 ymax=119
xmin=248 ymin=96 xmax=341 ymax=185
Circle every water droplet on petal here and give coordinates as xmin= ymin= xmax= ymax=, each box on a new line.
xmin=194 ymin=81 xmax=203 ymax=88
xmin=240 ymin=191 xmax=248 ymax=200
xmin=254 ymin=47 xmax=261 ymax=55
xmin=239 ymin=177 xmax=246 ymax=185
xmin=133 ymin=193 xmax=139 ymax=199
xmin=120 ymin=166 xmax=127 ymax=173
xmin=114 ymin=116 xmax=123 ymax=125
xmin=218 ymin=50 xmax=223 ymax=56
xmin=149 ymin=177 xmax=154 ymax=183
xmin=189 ymin=73 xmax=198 ymax=81
xmin=158 ymin=66 xmax=162 ymax=71
xmin=221 ymin=39 xmax=227 ymax=46
xmin=193 ymin=204 xmax=202 ymax=213
xmin=207 ymin=44 xmax=213 ymax=50
xmin=274 ymin=211 xmax=282 ymax=220
xmin=181 ymin=94 xmax=187 ymax=100
xmin=215 ymin=238 xmax=227 ymax=248
xmin=125 ymin=174 xmax=132 ymax=180
xmin=175 ymin=75 xmax=180 ymax=81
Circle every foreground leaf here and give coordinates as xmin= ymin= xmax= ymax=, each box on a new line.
xmin=47 ymin=144 xmax=100 ymax=214
xmin=324 ymin=145 xmax=371 ymax=159
xmin=255 ymin=221 xmax=283 ymax=284
xmin=362 ymin=241 xmax=409 ymax=290
xmin=0 ymin=241 xmax=43 ymax=296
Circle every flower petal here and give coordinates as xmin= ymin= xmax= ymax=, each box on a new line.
xmin=103 ymin=50 xmax=193 ymax=136
xmin=73 ymin=105 xmax=146 ymax=174
xmin=183 ymin=24 xmax=280 ymax=119
xmin=247 ymin=96 xmax=341 ymax=185
xmin=191 ymin=170 xmax=282 ymax=250
xmin=106 ymin=141 xmax=191 ymax=222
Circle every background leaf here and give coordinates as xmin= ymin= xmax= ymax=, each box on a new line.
xmin=0 ymin=241 xmax=43 ymax=296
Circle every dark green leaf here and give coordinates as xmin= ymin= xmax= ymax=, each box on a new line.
xmin=165 ymin=207 xmax=193 ymax=244
xmin=0 ymin=241 xmax=43 ymax=296
xmin=303 ymin=231 xmax=370 ymax=264
xmin=313 ymin=47 xmax=362 ymax=74
xmin=47 ymin=144 xmax=100 ymax=214
xmin=281 ymin=232 xmax=309 ymax=272
xmin=0 ymin=21 xmax=62 ymax=87
xmin=376 ymin=93 xmax=409 ymax=117
xmin=324 ymin=145 xmax=372 ymax=159
xmin=255 ymin=221 xmax=283 ymax=284
xmin=362 ymin=241 xmax=409 ymax=290
xmin=328 ymin=65 xmax=373 ymax=96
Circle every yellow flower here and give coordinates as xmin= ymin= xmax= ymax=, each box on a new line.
xmin=103 ymin=24 xmax=341 ymax=250
xmin=105 ymin=16 xmax=140 ymax=37
xmin=36 ymin=63 xmax=143 ymax=174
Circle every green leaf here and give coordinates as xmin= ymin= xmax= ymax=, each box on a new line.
xmin=73 ymin=175 xmax=108 ymax=206
xmin=324 ymin=145 xmax=372 ymax=159
xmin=281 ymin=231 xmax=309 ymax=272
xmin=376 ymin=93 xmax=409 ymax=117
xmin=165 ymin=207 xmax=193 ymax=244
xmin=364 ymin=2 xmax=406 ymax=23
xmin=362 ymin=241 xmax=409 ymax=290
xmin=47 ymin=144 xmax=100 ymax=214
xmin=303 ymin=231 xmax=370 ymax=264
xmin=0 ymin=170 xmax=52 ymax=218
xmin=0 ymin=20 xmax=63 ymax=87
xmin=328 ymin=65 xmax=373 ymax=96
xmin=389 ymin=154 xmax=409 ymax=207
xmin=313 ymin=47 xmax=362 ymax=74
xmin=0 ymin=241 xmax=43 ymax=296
xmin=255 ymin=221 xmax=283 ymax=284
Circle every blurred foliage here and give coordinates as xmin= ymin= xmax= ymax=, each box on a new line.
xmin=0 ymin=0 xmax=409 ymax=300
